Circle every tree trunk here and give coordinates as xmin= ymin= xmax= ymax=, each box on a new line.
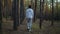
xmin=20 ymin=0 xmax=24 ymax=24
xmin=40 ymin=0 xmax=44 ymax=29
xmin=0 ymin=0 xmax=2 ymax=31
xmin=51 ymin=0 xmax=54 ymax=26
xmin=12 ymin=0 xmax=19 ymax=30
xmin=34 ymin=0 xmax=37 ymax=22
xmin=56 ymin=0 xmax=58 ymax=20
xmin=4 ymin=0 xmax=7 ymax=17
xmin=45 ymin=0 xmax=48 ymax=20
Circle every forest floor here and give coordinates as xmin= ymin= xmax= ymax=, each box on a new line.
xmin=0 ymin=18 xmax=60 ymax=34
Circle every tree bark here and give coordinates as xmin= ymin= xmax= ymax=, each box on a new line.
xmin=51 ymin=0 xmax=54 ymax=26
xmin=12 ymin=0 xmax=19 ymax=30
xmin=56 ymin=0 xmax=58 ymax=20
xmin=20 ymin=0 xmax=24 ymax=24
xmin=40 ymin=0 xmax=44 ymax=29
xmin=0 ymin=0 xmax=2 ymax=31
xmin=33 ymin=0 xmax=37 ymax=22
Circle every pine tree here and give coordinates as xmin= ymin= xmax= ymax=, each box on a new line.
xmin=51 ymin=0 xmax=54 ymax=25
xmin=20 ymin=0 xmax=24 ymax=24
xmin=12 ymin=0 xmax=19 ymax=30
xmin=0 ymin=0 xmax=2 ymax=31
xmin=40 ymin=0 xmax=44 ymax=29
xmin=34 ymin=0 xmax=37 ymax=22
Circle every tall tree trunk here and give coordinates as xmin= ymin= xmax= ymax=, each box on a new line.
xmin=6 ymin=0 xmax=8 ymax=19
xmin=17 ymin=0 xmax=19 ymax=26
xmin=7 ymin=0 xmax=12 ymax=16
xmin=4 ymin=0 xmax=7 ymax=17
xmin=12 ymin=0 xmax=19 ymax=30
xmin=40 ymin=0 xmax=44 ymax=29
xmin=56 ymin=0 xmax=58 ymax=20
xmin=1 ymin=0 xmax=4 ymax=17
xmin=0 ymin=0 xmax=2 ymax=31
xmin=51 ymin=0 xmax=54 ymax=26
xmin=4 ymin=0 xmax=8 ymax=18
xmin=50 ymin=0 xmax=52 ymax=20
xmin=20 ymin=0 xmax=24 ymax=24
xmin=34 ymin=0 xmax=37 ymax=22
xmin=45 ymin=0 xmax=48 ymax=20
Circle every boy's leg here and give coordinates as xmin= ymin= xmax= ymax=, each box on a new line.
xmin=29 ymin=19 xmax=32 ymax=31
xmin=27 ymin=18 xmax=30 ymax=31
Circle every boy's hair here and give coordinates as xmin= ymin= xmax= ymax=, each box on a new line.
xmin=28 ymin=5 xmax=31 ymax=8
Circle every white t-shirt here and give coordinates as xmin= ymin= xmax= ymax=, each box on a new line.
xmin=26 ymin=8 xmax=34 ymax=18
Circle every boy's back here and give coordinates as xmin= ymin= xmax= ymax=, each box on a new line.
xmin=26 ymin=8 xmax=34 ymax=19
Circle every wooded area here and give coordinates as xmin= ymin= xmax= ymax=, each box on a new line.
xmin=0 ymin=0 xmax=60 ymax=34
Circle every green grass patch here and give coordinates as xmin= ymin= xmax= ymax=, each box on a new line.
xmin=32 ymin=23 xmax=40 ymax=30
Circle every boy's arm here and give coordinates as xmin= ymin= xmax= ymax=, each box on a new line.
xmin=32 ymin=10 xmax=34 ymax=18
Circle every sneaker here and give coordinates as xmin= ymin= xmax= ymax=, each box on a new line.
xmin=29 ymin=29 xmax=31 ymax=32
xmin=27 ymin=29 xmax=29 ymax=32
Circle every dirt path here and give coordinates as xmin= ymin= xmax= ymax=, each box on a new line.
xmin=1 ymin=18 xmax=60 ymax=34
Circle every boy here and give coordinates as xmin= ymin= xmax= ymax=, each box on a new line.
xmin=26 ymin=5 xmax=34 ymax=32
